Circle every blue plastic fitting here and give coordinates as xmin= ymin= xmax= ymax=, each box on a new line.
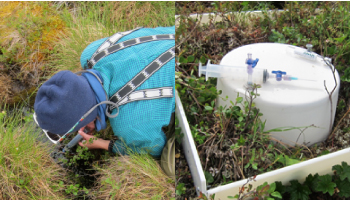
xmin=246 ymin=58 xmax=259 ymax=68
xmin=271 ymin=70 xmax=287 ymax=81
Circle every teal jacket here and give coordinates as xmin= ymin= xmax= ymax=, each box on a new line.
xmin=80 ymin=27 xmax=175 ymax=157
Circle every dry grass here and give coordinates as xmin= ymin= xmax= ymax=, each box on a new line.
xmin=0 ymin=2 xmax=68 ymax=105
xmin=0 ymin=117 xmax=68 ymax=199
xmin=111 ymin=1 xmax=175 ymax=30
xmin=0 ymin=74 xmax=12 ymax=103
xmin=93 ymin=154 xmax=175 ymax=200
xmin=50 ymin=1 xmax=174 ymax=73
xmin=49 ymin=22 xmax=109 ymax=72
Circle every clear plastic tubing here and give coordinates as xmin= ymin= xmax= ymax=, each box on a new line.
xmin=198 ymin=60 xmax=267 ymax=84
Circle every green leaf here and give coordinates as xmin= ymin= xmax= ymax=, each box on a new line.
xmin=334 ymin=35 xmax=347 ymax=43
xmin=179 ymin=56 xmax=187 ymax=64
xmin=275 ymin=154 xmax=286 ymax=165
xmin=332 ymin=164 xmax=343 ymax=174
xmin=244 ymin=162 xmax=250 ymax=169
xmin=237 ymin=135 xmax=246 ymax=145
xmin=175 ymin=183 xmax=186 ymax=195
xmin=264 ymin=126 xmax=311 ymax=133
xmin=204 ymin=171 xmax=214 ymax=184
xmin=315 ymin=175 xmax=336 ymax=196
xmin=268 ymin=182 xmax=276 ymax=193
xmin=304 ymin=173 xmax=319 ymax=192
xmin=236 ymin=96 xmax=243 ymax=104
xmin=332 ymin=161 xmax=350 ymax=181
xmin=285 ymin=156 xmax=300 ymax=166
xmin=204 ymin=106 xmax=213 ymax=111
xmin=256 ymin=182 xmax=269 ymax=193
xmin=271 ymin=191 xmax=282 ymax=199
xmin=326 ymin=45 xmax=336 ymax=55
xmin=241 ymin=1 xmax=249 ymax=7
xmin=320 ymin=150 xmax=330 ymax=156
xmin=252 ymin=163 xmax=258 ymax=170
xmin=286 ymin=180 xmax=311 ymax=200
xmin=335 ymin=178 xmax=350 ymax=198
xmin=187 ymin=55 xmax=195 ymax=63
xmin=200 ymin=56 xmax=206 ymax=64
xmin=275 ymin=181 xmax=286 ymax=195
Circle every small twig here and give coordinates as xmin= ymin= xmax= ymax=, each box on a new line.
xmin=295 ymin=126 xmax=309 ymax=145
xmin=232 ymin=152 xmax=242 ymax=180
xmin=328 ymin=106 xmax=350 ymax=140
xmin=176 ymin=78 xmax=196 ymax=90
xmin=236 ymin=176 xmax=257 ymax=200
xmin=269 ymin=138 xmax=293 ymax=154
xmin=243 ymin=86 xmax=259 ymax=132
xmin=175 ymin=64 xmax=190 ymax=77
xmin=232 ymin=159 xmax=238 ymax=181
xmin=298 ymin=144 xmax=314 ymax=158
xmin=197 ymin=133 xmax=216 ymax=149
xmin=240 ymin=147 xmax=245 ymax=179
xmin=323 ymin=57 xmax=338 ymax=140
xmin=188 ymin=90 xmax=203 ymax=113
xmin=248 ymin=111 xmax=262 ymax=149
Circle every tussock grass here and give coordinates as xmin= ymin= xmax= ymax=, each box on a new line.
xmin=109 ymin=1 xmax=175 ymax=30
xmin=93 ymin=153 xmax=175 ymax=200
xmin=50 ymin=1 xmax=175 ymax=72
xmin=48 ymin=21 xmax=108 ymax=72
xmin=0 ymin=2 xmax=175 ymax=199
xmin=0 ymin=108 xmax=68 ymax=199
xmin=0 ymin=74 xmax=12 ymax=103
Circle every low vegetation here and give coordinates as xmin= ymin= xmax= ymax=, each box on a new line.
xmin=175 ymin=1 xmax=350 ymax=199
xmin=0 ymin=107 xmax=68 ymax=199
xmin=95 ymin=153 xmax=175 ymax=199
xmin=1 ymin=1 xmax=175 ymax=199
xmin=233 ymin=161 xmax=350 ymax=200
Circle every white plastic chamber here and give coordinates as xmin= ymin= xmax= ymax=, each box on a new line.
xmin=216 ymin=43 xmax=340 ymax=146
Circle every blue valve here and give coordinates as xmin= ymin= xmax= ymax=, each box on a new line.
xmin=246 ymin=57 xmax=259 ymax=68
xmin=272 ymin=70 xmax=287 ymax=81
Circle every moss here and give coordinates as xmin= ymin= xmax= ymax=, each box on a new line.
xmin=0 ymin=2 xmax=67 ymax=106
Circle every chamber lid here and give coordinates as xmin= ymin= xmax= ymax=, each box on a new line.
xmin=220 ymin=43 xmax=340 ymax=105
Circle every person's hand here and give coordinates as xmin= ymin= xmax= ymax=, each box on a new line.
xmin=78 ymin=129 xmax=109 ymax=150
xmin=79 ymin=120 xmax=96 ymax=135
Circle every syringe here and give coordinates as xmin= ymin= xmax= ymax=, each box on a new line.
xmin=198 ymin=61 xmax=317 ymax=84
xmin=62 ymin=127 xmax=89 ymax=152
xmin=198 ymin=60 xmax=267 ymax=84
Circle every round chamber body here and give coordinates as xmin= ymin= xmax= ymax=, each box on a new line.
xmin=217 ymin=43 xmax=340 ymax=146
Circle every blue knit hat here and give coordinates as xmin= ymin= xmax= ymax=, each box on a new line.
xmin=34 ymin=70 xmax=98 ymax=135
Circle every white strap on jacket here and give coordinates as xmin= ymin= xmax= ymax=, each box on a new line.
xmin=110 ymin=87 xmax=173 ymax=108
xmin=87 ymin=33 xmax=175 ymax=68
xmin=92 ymin=27 xmax=142 ymax=58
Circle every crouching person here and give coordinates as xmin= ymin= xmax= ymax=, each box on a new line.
xmin=33 ymin=26 xmax=175 ymax=179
